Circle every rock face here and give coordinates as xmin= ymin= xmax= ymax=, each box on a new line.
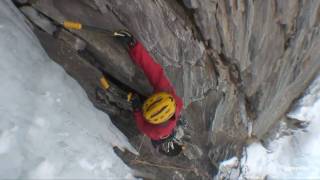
xmin=18 ymin=0 xmax=320 ymax=179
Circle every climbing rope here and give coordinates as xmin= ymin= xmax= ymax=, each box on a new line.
xmin=131 ymin=159 xmax=210 ymax=178
xmin=134 ymin=135 xmax=145 ymax=161
xmin=131 ymin=159 xmax=196 ymax=172
xmin=131 ymin=136 xmax=210 ymax=178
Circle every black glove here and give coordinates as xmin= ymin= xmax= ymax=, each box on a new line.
xmin=158 ymin=139 xmax=183 ymax=156
xmin=151 ymin=131 xmax=183 ymax=156
xmin=113 ymin=30 xmax=136 ymax=48
xmin=131 ymin=94 xmax=142 ymax=111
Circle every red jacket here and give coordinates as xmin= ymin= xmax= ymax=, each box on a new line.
xmin=129 ymin=41 xmax=183 ymax=140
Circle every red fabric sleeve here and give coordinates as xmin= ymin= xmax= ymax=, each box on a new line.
xmin=129 ymin=42 xmax=173 ymax=93
xmin=129 ymin=41 xmax=184 ymax=140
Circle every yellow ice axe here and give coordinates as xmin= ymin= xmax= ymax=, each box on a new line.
xmin=63 ymin=21 xmax=82 ymax=30
xmin=99 ymin=76 xmax=110 ymax=90
xmin=127 ymin=92 xmax=133 ymax=102
xmin=100 ymin=77 xmax=134 ymax=102
xmin=64 ymin=21 xmax=136 ymax=101
xmin=63 ymin=20 xmax=115 ymax=34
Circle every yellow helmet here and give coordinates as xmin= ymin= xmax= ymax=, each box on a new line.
xmin=142 ymin=92 xmax=176 ymax=124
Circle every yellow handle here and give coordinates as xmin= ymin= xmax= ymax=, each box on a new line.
xmin=63 ymin=21 xmax=82 ymax=30
xmin=127 ymin=92 xmax=133 ymax=102
xmin=100 ymin=77 xmax=110 ymax=90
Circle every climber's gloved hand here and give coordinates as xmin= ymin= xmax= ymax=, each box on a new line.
xmin=113 ymin=30 xmax=136 ymax=48
xmin=159 ymin=139 xmax=183 ymax=156
xmin=131 ymin=94 xmax=142 ymax=111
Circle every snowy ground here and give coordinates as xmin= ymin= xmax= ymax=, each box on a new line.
xmin=0 ymin=0 xmax=136 ymax=179
xmin=216 ymin=75 xmax=320 ymax=179
xmin=242 ymin=76 xmax=320 ymax=179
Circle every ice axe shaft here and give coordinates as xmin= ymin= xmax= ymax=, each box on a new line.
xmin=63 ymin=21 xmax=113 ymax=34
xmin=64 ymin=21 xmax=135 ymax=102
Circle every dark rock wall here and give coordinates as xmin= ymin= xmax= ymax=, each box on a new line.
xmin=18 ymin=0 xmax=320 ymax=179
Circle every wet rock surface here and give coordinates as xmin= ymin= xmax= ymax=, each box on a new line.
xmin=17 ymin=0 xmax=320 ymax=179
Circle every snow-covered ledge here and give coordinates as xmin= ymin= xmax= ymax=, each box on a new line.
xmin=215 ymin=75 xmax=320 ymax=179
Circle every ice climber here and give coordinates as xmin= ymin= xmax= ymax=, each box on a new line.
xmin=113 ymin=30 xmax=184 ymax=156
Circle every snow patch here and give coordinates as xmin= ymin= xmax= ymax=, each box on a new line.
xmin=239 ymin=75 xmax=320 ymax=179
xmin=28 ymin=160 xmax=56 ymax=179
xmin=0 ymin=130 xmax=13 ymax=154
xmin=79 ymin=159 xmax=96 ymax=171
xmin=214 ymin=157 xmax=240 ymax=180
xmin=0 ymin=0 xmax=136 ymax=179
xmin=220 ymin=157 xmax=239 ymax=169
